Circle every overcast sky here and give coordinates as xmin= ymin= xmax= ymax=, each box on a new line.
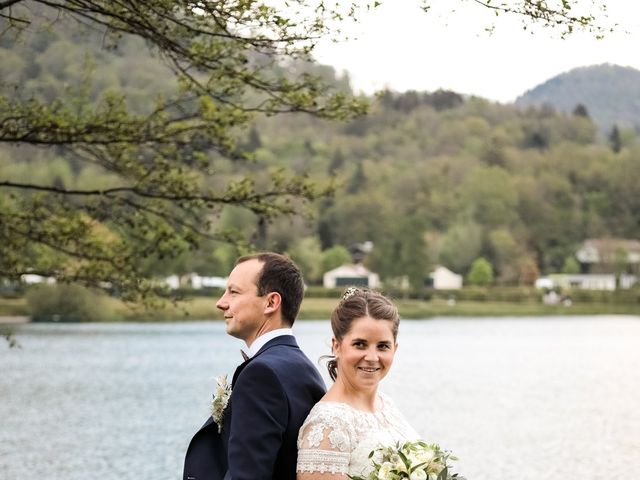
xmin=312 ymin=0 xmax=640 ymax=103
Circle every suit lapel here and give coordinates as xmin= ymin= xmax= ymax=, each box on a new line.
xmin=194 ymin=355 xmax=251 ymax=435
xmin=231 ymin=358 xmax=250 ymax=387
xmin=200 ymin=415 xmax=215 ymax=430
xmin=231 ymin=334 xmax=298 ymax=386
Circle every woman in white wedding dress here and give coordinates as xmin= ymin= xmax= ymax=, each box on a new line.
xmin=297 ymin=288 xmax=419 ymax=479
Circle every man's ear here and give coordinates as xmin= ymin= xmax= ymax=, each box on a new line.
xmin=264 ymin=291 xmax=282 ymax=314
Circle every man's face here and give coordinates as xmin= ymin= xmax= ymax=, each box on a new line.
xmin=216 ymin=259 xmax=268 ymax=344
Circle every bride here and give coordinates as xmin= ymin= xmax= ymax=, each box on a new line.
xmin=297 ymin=287 xmax=419 ymax=479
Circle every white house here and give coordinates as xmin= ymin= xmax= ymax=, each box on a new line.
xmin=189 ymin=274 xmax=227 ymax=289
xmin=619 ymin=274 xmax=638 ymax=289
xmin=534 ymin=277 xmax=555 ymax=290
xmin=163 ymin=274 xmax=227 ymax=290
xmin=538 ymin=273 xmax=637 ymax=291
xmin=164 ymin=275 xmax=180 ymax=289
xmin=549 ymin=273 xmax=617 ymax=291
xmin=576 ymin=238 xmax=640 ymax=273
xmin=21 ymin=274 xmax=55 ymax=285
xmin=323 ymin=264 xmax=380 ymax=289
xmin=429 ymin=266 xmax=463 ymax=290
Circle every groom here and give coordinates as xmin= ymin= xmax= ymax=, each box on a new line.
xmin=184 ymin=252 xmax=326 ymax=480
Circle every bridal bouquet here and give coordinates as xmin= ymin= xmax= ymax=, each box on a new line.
xmin=349 ymin=440 xmax=465 ymax=480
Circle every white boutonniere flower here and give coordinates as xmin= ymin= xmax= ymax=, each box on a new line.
xmin=210 ymin=374 xmax=231 ymax=433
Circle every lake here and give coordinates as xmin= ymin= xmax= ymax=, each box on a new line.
xmin=1 ymin=316 xmax=639 ymax=479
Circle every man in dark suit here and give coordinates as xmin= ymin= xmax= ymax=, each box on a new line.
xmin=184 ymin=252 xmax=326 ymax=480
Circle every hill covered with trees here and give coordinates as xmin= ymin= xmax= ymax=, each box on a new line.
xmin=248 ymin=89 xmax=639 ymax=289
xmin=515 ymin=64 xmax=640 ymax=135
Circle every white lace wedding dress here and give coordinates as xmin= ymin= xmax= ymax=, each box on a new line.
xmin=296 ymin=393 xmax=419 ymax=477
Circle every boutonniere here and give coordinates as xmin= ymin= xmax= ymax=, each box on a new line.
xmin=210 ymin=374 xmax=231 ymax=433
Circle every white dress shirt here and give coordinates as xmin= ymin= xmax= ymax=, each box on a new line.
xmin=243 ymin=328 xmax=293 ymax=359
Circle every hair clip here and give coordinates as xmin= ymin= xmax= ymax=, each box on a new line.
xmin=342 ymin=286 xmax=359 ymax=301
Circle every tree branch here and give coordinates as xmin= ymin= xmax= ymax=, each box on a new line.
xmin=0 ymin=180 xmax=316 ymax=206
xmin=0 ymin=0 xmax=23 ymax=9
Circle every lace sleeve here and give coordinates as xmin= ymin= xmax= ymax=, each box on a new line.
xmin=297 ymin=404 xmax=353 ymax=475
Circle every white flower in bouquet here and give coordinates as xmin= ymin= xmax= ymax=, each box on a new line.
xmin=349 ymin=440 xmax=465 ymax=480
xmin=409 ymin=469 xmax=427 ymax=480
xmin=210 ymin=374 xmax=231 ymax=433
xmin=390 ymin=454 xmax=407 ymax=474
xmin=377 ymin=462 xmax=395 ymax=480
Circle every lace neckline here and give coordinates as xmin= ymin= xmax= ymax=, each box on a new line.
xmin=317 ymin=393 xmax=387 ymax=415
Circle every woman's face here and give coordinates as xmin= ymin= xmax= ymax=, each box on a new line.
xmin=332 ymin=315 xmax=397 ymax=392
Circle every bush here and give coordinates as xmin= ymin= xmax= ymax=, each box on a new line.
xmin=26 ymin=284 xmax=115 ymax=322
xmin=304 ymin=286 xmax=344 ymax=299
xmin=169 ymin=287 xmax=224 ymax=298
xmin=454 ymin=287 xmax=490 ymax=302
xmin=466 ymin=258 xmax=494 ymax=286
xmin=0 ymin=280 xmax=25 ymax=298
xmin=568 ymin=288 xmax=640 ymax=304
xmin=432 ymin=287 xmax=542 ymax=303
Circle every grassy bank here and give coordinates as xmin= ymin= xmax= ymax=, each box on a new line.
xmin=2 ymin=295 xmax=639 ymax=322
xmin=0 ymin=297 xmax=31 ymax=316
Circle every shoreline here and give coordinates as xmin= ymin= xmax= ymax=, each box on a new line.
xmin=4 ymin=310 xmax=640 ymax=324
xmin=0 ymin=316 xmax=29 ymax=324
xmin=2 ymin=296 xmax=639 ymax=322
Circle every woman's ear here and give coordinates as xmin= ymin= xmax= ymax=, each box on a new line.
xmin=331 ymin=337 xmax=339 ymax=355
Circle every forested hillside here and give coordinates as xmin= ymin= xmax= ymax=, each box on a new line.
xmin=516 ymin=64 xmax=640 ymax=135
xmin=2 ymin=13 xmax=639 ymax=292
xmin=249 ymin=91 xmax=640 ymax=288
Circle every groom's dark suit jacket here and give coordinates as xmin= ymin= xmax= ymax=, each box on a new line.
xmin=183 ymin=335 xmax=326 ymax=480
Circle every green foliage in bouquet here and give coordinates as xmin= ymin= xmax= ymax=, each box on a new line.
xmin=349 ymin=440 xmax=465 ymax=480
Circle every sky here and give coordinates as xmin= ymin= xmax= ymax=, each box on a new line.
xmin=312 ymin=0 xmax=640 ymax=103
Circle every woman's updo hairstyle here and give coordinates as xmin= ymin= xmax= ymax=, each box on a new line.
xmin=325 ymin=287 xmax=400 ymax=381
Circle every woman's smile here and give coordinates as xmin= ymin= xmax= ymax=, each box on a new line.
xmin=357 ymin=365 xmax=381 ymax=373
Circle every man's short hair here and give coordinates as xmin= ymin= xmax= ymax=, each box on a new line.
xmin=236 ymin=252 xmax=304 ymax=325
